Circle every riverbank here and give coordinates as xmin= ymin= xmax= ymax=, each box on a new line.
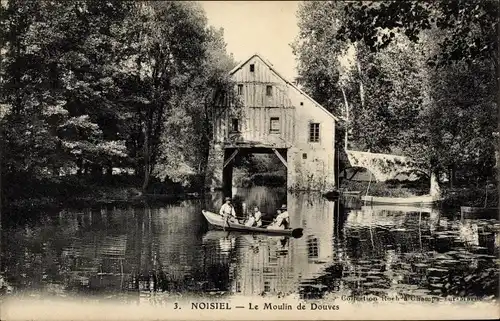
xmin=1 ymin=174 xmax=203 ymax=214
xmin=3 ymin=188 xmax=202 ymax=212
xmin=3 ymin=175 xmax=498 ymax=214
xmin=340 ymin=179 xmax=499 ymax=208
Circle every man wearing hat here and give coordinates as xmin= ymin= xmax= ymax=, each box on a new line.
xmin=219 ymin=197 xmax=237 ymax=223
xmin=277 ymin=204 xmax=289 ymax=229
xmin=267 ymin=204 xmax=289 ymax=230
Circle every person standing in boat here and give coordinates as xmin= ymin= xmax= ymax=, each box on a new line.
xmin=219 ymin=197 xmax=237 ymax=223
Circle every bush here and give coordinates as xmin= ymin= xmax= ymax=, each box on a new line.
xmin=239 ymin=177 xmax=253 ymax=188
xmin=441 ymin=186 xmax=499 ymax=208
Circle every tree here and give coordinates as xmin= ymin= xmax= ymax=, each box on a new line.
xmin=294 ymin=0 xmax=498 ymax=185
xmin=291 ymin=1 xmax=348 ymax=116
xmin=154 ymin=26 xmax=237 ymax=188
xmin=116 ymin=2 xmax=208 ymax=191
xmin=335 ymin=0 xmax=498 ymax=183
xmin=0 ymin=0 xmax=132 ymax=181
xmin=293 ymin=2 xmax=429 ymax=154
xmin=291 ymin=1 xmax=359 ymax=154
xmin=336 ymin=1 xmax=498 ymax=66
xmin=1 ymin=0 xmax=242 ymax=204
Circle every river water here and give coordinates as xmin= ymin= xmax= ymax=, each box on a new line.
xmin=1 ymin=187 xmax=498 ymax=303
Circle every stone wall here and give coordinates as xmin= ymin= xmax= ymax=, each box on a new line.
xmin=344 ymin=150 xmax=420 ymax=182
xmin=288 ymin=147 xmax=335 ymax=191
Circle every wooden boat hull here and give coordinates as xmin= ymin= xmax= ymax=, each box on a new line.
xmin=361 ymin=204 xmax=435 ymax=213
xmin=342 ymin=191 xmax=362 ymax=196
xmin=361 ymin=195 xmax=438 ymax=206
xmin=202 ymin=230 xmax=286 ymax=243
xmin=202 ymin=210 xmax=303 ymax=238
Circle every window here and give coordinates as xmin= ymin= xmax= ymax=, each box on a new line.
xmin=237 ymin=84 xmax=243 ymax=95
xmin=309 ymin=123 xmax=320 ymax=142
xmin=231 ymin=118 xmax=239 ymax=132
xmin=302 ymin=153 xmax=307 ymax=159
xmin=249 ymin=64 xmax=255 ymax=72
xmin=300 ymin=102 xmax=304 ymax=106
xmin=270 ymin=117 xmax=280 ymax=133
xmin=266 ymin=85 xmax=272 ymax=96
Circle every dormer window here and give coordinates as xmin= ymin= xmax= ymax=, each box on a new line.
xmin=249 ymin=64 xmax=255 ymax=72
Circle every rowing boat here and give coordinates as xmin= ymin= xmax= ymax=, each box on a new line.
xmin=361 ymin=172 xmax=442 ymax=207
xmin=361 ymin=195 xmax=439 ymax=206
xmin=201 ymin=210 xmax=303 ymax=238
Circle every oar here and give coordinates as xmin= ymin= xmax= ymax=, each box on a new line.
xmin=223 ymin=215 xmax=230 ymax=231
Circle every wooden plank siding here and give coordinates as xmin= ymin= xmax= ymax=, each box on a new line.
xmin=243 ymin=107 xmax=295 ymax=143
xmin=235 ymin=82 xmax=293 ymax=108
xmin=215 ymin=56 xmax=296 ymax=147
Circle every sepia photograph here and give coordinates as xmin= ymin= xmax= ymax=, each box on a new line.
xmin=0 ymin=1 xmax=499 ymax=320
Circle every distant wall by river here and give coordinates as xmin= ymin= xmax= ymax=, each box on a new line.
xmin=343 ymin=150 xmax=420 ymax=182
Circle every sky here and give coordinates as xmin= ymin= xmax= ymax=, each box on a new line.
xmin=199 ymin=1 xmax=300 ymax=81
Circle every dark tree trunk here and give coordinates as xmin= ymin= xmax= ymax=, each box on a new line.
xmin=448 ymin=165 xmax=455 ymax=188
xmin=89 ymin=163 xmax=103 ymax=181
xmin=141 ymin=123 xmax=151 ymax=193
xmin=76 ymin=158 xmax=83 ymax=176
xmin=199 ymin=99 xmax=212 ymax=190
xmin=105 ymin=162 xmax=113 ymax=182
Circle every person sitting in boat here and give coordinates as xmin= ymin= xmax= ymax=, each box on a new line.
xmin=253 ymin=206 xmax=263 ymax=227
xmin=267 ymin=205 xmax=289 ymax=230
xmin=244 ymin=206 xmax=263 ymax=227
xmin=219 ymin=197 xmax=237 ymax=223
xmin=267 ymin=208 xmax=284 ymax=230
xmin=245 ymin=212 xmax=255 ymax=227
xmin=278 ymin=205 xmax=289 ymax=229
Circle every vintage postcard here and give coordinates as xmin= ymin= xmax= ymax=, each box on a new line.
xmin=0 ymin=1 xmax=498 ymax=320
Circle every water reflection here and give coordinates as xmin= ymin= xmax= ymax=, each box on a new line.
xmin=1 ymin=188 xmax=498 ymax=302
